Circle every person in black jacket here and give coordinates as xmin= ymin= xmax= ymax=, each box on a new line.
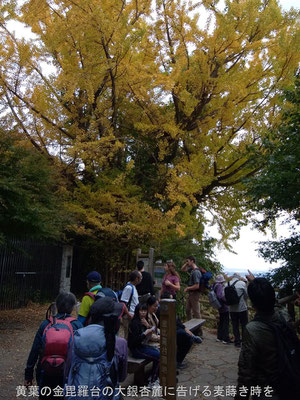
xmin=135 ymin=260 xmax=155 ymax=299
xmin=128 ymin=303 xmax=160 ymax=385
xmin=235 ymin=278 xmax=296 ymax=400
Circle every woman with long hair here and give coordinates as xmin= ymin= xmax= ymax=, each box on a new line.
xmin=160 ymin=260 xmax=180 ymax=299
xmin=146 ymin=296 xmax=160 ymax=344
xmin=128 ymin=303 xmax=160 ymax=386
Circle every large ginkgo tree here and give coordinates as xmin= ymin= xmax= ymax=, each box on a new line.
xmin=0 ymin=0 xmax=299 ymax=251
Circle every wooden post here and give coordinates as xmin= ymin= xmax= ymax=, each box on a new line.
xmin=160 ymin=299 xmax=177 ymax=399
xmin=148 ymin=247 xmax=154 ymax=277
xmin=59 ymin=245 xmax=73 ymax=292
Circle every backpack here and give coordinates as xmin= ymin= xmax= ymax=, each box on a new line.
xmin=254 ymin=313 xmax=300 ymax=400
xmin=83 ymin=287 xmax=120 ymax=326
xmin=199 ymin=269 xmax=213 ymax=293
xmin=224 ymin=280 xmax=242 ymax=305
xmin=41 ymin=315 xmax=75 ymax=376
xmin=84 ymin=287 xmax=119 ymax=303
xmin=119 ymin=283 xmax=134 ymax=309
xmin=67 ymin=325 xmax=117 ymax=400
xmin=208 ymin=284 xmax=222 ymax=310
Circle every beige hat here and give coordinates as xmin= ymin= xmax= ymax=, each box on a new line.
xmin=215 ymin=274 xmax=225 ymax=283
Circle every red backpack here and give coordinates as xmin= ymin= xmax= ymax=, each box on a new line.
xmin=41 ymin=315 xmax=75 ymax=376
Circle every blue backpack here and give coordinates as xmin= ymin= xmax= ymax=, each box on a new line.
xmin=118 ymin=283 xmax=134 ymax=309
xmin=84 ymin=287 xmax=119 ymax=303
xmin=83 ymin=288 xmax=119 ymax=326
xmin=67 ymin=325 xmax=117 ymax=400
xmin=199 ymin=269 xmax=213 ymax=292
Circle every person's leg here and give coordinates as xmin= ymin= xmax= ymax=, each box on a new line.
xmin=222 ymin=311 xmax=230 ymax=342
xmin=217 ymin=310 xmax=222 ymax=341
xmin=39 ymin=375 xmax=63 ymax=399
xmin=131 ymin=345 xmax=160 ymax=382
xmin=218 ymin=312 xmax=227 ymax=341
xmin=230 ymin=312 xmax=241 ymax=345
xmin=122 ymin=316 xmax=129 ymax=340
xmin=189 ymin=291 xmax=201 ymax=319
xmin=186 ymin=294 xmax=192 ymax=320
xmin=239 ymin=310 xmax=248 ymax=342
xmin=176 ymin=328 xmax=193 ymax=364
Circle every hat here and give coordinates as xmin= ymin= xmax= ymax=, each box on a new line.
xmin=90 ymin=297 xmax=124 ymax=320
xmin=215 ymin=274 xmax=225 ymax=283
xmin=86 ymin=271 xmax=101 ymax=283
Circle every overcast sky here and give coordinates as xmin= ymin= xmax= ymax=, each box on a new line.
xmin=210 ymin=219 xmax=298 ymax=274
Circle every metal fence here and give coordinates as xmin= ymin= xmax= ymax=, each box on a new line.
xmin=0 ymin=238 xmax=63 ymax=310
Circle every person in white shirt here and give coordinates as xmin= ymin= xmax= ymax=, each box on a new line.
xmin=228 ymin=273 xmax=248 ymax=348
xmin=120 ymin=270 xmax=142 ymax=339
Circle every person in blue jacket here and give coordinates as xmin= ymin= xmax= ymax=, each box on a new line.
xmin=24 ymin=292 xmax=82 ymax=399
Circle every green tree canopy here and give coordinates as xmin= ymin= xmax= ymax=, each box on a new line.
xmin=0 ymin=129 xmax=66 ymax=242
xmin=246 ymin=76 xmax=300 ymax=294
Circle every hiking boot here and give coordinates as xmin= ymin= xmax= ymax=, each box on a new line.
xmin=148 ymin=378 xmax=160 ymax=388
xmin=193 ymin=335 xmax=203 ymax=344
xmin=176 ymin=362 xmax=187 ymax=369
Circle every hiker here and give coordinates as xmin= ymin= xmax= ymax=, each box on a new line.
xmin=77 ymin=271 xmax=102 ymax=325
xmin=235 ymin=277 xmax=299 ymax=400
xmin=160 ymin=260 xmax=180 ymax=299
xmin=24 ymin=292 xmax=82 ymax=399
xmin=146 ymin=296 xmax=160 ymax=344
xmin=128 ymin=303 xmax=160 ymax=387
xmin=120 ymin=270 xmax=142 ymax=339
xmin=160 ymin=291 xmax=202 ymax=370
xmin=135 ymin=260 xmax=155 ymax=303
xmin=227 ymin=272 xmax=248 ymax=348
xmin=214 ymin=274 xmax=232 ymax=344
xmin=67 ymin=296 xmax=127 ymax=400
xmin=181 ymin=256 xmax=202 ymax=319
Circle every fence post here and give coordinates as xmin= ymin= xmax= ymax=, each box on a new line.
xmin=160 ymin=299 xmax=177 ymax=400
xmin=60 ymin=245 xmax=73 ymax=292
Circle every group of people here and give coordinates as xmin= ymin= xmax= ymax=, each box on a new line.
xmin=212 ymin=272 xmax=300 ymax=400
xmin=24 ymin=288 xmax=128 ymax=400
xmin=212 ymin=272 xmax=249 ymax=347
xmin=24 ymin=257 xmax=300 ymax=400
xmin=24 ymin=258 xmax=203 ymax=399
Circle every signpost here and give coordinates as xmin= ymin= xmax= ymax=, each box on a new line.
xmin=160 ymin=299 xmax=177 ymax=399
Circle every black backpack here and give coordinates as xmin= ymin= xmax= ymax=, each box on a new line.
xmin=254 ymin=314 xmax=300 ymax=400
xmin=224 ymin=280 xmax=242 ymax=305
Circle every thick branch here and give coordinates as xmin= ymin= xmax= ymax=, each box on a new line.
xmin=5 ymin=93 xmax=47 ymax=155
xmin=1 ymin=77 xmax=75 ymax=139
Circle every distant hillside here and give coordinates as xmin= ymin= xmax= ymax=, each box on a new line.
xmin=223 ymin=269 xmax=268 ymax=278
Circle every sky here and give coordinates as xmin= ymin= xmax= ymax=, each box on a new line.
xmin=5 ymin=0 xmax=300 ymax=274
xmin=209 ymin=218 xmax=298 ymax=275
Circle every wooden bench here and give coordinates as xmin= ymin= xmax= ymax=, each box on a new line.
xmin=184 ymin=318 xmax=206 ymax=335
xmin=127 ymin=319 xmax=206 ymax=385
xmin=127 ymin=355 xmax=153 ymax=386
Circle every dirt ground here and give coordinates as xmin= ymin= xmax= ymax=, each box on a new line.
xmin=0 ymin=303 xmax=51 ymax=399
